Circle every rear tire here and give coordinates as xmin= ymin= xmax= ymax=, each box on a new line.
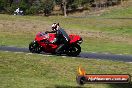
xmin=29 ymin=41 xmax=42 ymax=53
xmin=66 ymin=44 xmax=81 ymax=56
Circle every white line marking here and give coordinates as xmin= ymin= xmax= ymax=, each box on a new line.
xmin=127 ymin=62 xmax=132 ymax=64
xmin=38 ymin=54 xmax=52 ymax=57
xmin=4 ymin=51 xmax=9 ymax=52
xmin=72 ymin=57 xmax=76 ymax=58
xmin=45 ymin=55 xmax=52 ymax=57
xmin=14 ymin=52 xmax=23 ymax=54
xmin=26 ymin=53 xmax=33 ymax=55
xmin=62 ymin=56 xmax=66 ymax=58
xmin=118 ymin=54 xmax=123 ymax=55
xmin=104 ymin=53 xmax=109 ymax=54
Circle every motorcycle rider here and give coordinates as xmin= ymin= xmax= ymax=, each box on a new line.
xmin=45 ymin=23 xmax=70 ymax=54
xmin=45 ymin=23 xmax=60 ymax=43
xmin=14 ymin=8 xmax=23 ymax=15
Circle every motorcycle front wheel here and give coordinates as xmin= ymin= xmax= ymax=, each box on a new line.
xmin=29 ymin=41 xmax=42 ymax=53
xmin=66 ymin=44 xmax=81 ymax=56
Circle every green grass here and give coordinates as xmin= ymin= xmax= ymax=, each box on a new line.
xmin=82 ymin=37 xmax=132 ymax=54
xmin=0 ymin=51 xmax=132 ymax=88
xmin=0 ymin=32 xmax=34 ymax=47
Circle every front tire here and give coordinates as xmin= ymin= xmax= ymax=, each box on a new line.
xmin=66 ymin=44 xmax=81 ymax=56
xmin=29 ymin=41 xmax=42 ymax=53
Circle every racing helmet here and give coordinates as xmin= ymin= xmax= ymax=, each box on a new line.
xmin=51 ymin=23 xmax=59 ymax=31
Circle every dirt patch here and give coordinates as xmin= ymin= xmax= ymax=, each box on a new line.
xmin=0 ymin=20 xmax=50 ymax=33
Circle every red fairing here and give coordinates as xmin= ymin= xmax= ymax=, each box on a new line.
xmin=35 ymin=32 xmax=58 ymax=53
xmin=69 ymin=34 xmax=81 ymax=44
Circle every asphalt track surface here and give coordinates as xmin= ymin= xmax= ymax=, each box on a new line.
xmin=0 ymin=46 xmax=132 ymax=62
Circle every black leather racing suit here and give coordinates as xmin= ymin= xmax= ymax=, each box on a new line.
xmin=46 ymin=28 xmax=70 ymax=54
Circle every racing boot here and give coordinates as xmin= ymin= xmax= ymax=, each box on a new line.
xmin=55 ymin=44 xmax=65 ymax=55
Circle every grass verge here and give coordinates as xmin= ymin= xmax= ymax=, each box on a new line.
xmin=0 ymin=51 xmax=132 ymax=88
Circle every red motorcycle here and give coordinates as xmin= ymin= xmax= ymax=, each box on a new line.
xmin=29 ymin=29 xmax=83 ymax=56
